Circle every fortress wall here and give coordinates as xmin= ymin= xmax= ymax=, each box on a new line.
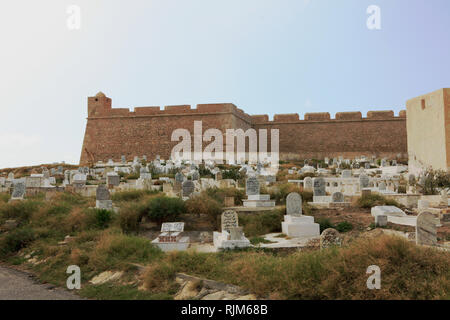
xmin=253 ymin=111 xmax=407 ymax=161
xmin=80 ymin=93 xmax=407 ymax=165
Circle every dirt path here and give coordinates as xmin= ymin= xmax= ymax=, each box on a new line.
xmin=0 ymin=265 xmax=82 ymax=300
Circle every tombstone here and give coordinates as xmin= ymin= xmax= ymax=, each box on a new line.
xmin=140 ymin=167 xmax=151 ymax=180
xmin=418 ymin=200 xmax=430 ymax=210
xmin=72 ymin=173 xmax=87 ymax=187
xmin=57 ymin=166 xmax=64 ymax=174
xmin=246 ymin=176 xmax=260 ymax=196
xmin=303 ymin=176 xmax=313 ymax=191
xmin=107 ymin=159 xmax=114 ymax=166
xmin=151 ymin=222 xmax=189 ymax=252
xmin=96 ymin=185 xmax=113 ymax=210
xmin=182 ymin=180 xmax=195 ymax=198
xmin=286 ymin=192 xmax=302 ymax=216
xmin=365 ymin=162 xmax=371 ymax=169
xmin=380 ymin=159 xmax=387 ymax=167
xmin=378 ymin=182 xmax=386 ymax=191
xmin=391 ymin=160 xmax=397 ymax=166
xmin=416 ymin=211 xmax=439 ymax=246
xmin=7 ymin=172 xmax=14 ymax=181
xmin=215 ymin=171 xmax=222 ymax=181
xmin=221 ymin=210 xmax=239 ymax=233
xmin=320 ymin=228 xmax=342 ymax=249
xmin=191 ymin=170 xmax=199 ymax=181
xmin=42 ymin=168 xmax=50 ymax=179
xmin=121 ymin=155 xmax=126 ymax=164
xmin=331 ymin=192 xmax=344 ymax=203
xmin=375 ymin=215 xmax=388 ymax=227
xmin=175 ymin=172 xmax=184 ymax=183
xmin=359 ymin=174 xmax=369 ymax=188
xmin=214 ymin=210 xmax=250 ymax=250
xmin=324 ymin=157 xmax=329 ymax=165
xmin=106 ymin=172 xmax=120 ymax=187
xmin=408 ymin=174 xmax=416 ymax=185
xmin=11 ymin=182 xmax=26 ymax=200
xmin=313 ymin=177 xmax=326 ymax=196
xmin=229 ymin=227 xmax=245 ymax=241
xmin=341 ymin=170 xmax=352 ymax=178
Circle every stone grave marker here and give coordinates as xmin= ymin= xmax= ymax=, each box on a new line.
xmin=313 ymin=177 xmax=326 ymax=196
xmin=359 ymin=174 xmax=369 ymax=188
xmin=303 ymin=176 xmax=313 ymax=191
xmin=246 ymin=176 xmax=260 ymax=196
xmin=320 ymin=228 xmax=342 ymax=249
xmin=286 ymin=192 xmax=302 ymax=216
xmin=331 ymin=192 xmax=344 ymax=203
xmin=416 ymin=211 xmax=439 ymax=246
xmin=11 ymin=182 xmax=26 ymax=200
xmin=221 ymin=210 xmax=239 ymax=233
xmin=182 ymin=180 xmax=195 ymax=198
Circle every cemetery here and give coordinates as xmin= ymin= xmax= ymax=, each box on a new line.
xmin=0 ymin=153 xmax=449 ymax=300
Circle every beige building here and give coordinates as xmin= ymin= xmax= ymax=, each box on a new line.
xmin=406 ymin=88 xmax=450 ymax=175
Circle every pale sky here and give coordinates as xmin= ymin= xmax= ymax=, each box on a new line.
xmin=0 ymin=0 xmax=449 ymax=168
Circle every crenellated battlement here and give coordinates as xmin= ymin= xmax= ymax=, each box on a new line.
xmin=80 ymin=92 xmax=408 ymax=165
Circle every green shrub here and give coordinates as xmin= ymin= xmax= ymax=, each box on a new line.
xmin=185 ymin=194 xmax=222 ymax=227
xmin=144 ymin=196 xmax=185 ymax=223
xmin=0 ymin=227 xmax=35 ymax=257
xmin=335 ymin=221 xmax=353 ymax=233
xmin=0 ymin=193 xmax=10 ymax=203
xmin=0 ymin=200 xmax=41 ymax=224
xmin=357 ymin=194 xmax=402 ymax=208
xmin=118 ymin=203 xmax=144 ymax=234
xmin=239 ymin=209 xmax=284 ymax=237
xmin=205 ymin=187 xmax=245 ymax=205
xmin=87 ymin=208 xmax=113 ymax=229
xmin=316 ymin=218 xmax=335 ymax=233
xmin=112 ymin=190 xmax=158 ymax=202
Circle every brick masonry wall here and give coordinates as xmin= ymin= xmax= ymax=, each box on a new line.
xmin=80 ymin=93 xmax=407 ymax=165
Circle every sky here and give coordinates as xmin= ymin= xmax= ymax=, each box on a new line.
xmin=0 ymin=0 xmax=449 ymax=168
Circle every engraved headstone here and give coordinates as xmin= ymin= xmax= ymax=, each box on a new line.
xmin=365 ymin=162 xmax=371 ymax=169
xmin=229 ymin=227 xmax=245 ymax=241
xmin=320 ymin=228 xmax=342 ymax=249
xmin=286 ymin=192 xmax=302 ymax=216
xmin=359 ymin=174 xmax=369 ymax=188
xmin=378 ymin=182 xmax=386 ymax=191
xmin=246 ymin=176 xmax=260 ymax=196
xmin=221 ymin=210 xmax=239 ymax=233
xmin=161 ymin=222 xmax=184 ymax=233
xmin=96 ymin=185 xmax=110 ymax=201
xmin=341 ymin=170 xmax=352 ymax=178
xmin=175 ymin=172 xmax=184 ymax=183
xmin=106 ymin=172 xmax=120 ymax=186
xmin=182 ymin=180 xmax=195 ymax=198
xmin=191 ymin=170 xmax=199 ymax=181
xmin=331 ymin=192 xmax=344 ymax=203
xmin=416 ymin=211 xmax=439 ymax=246
xmin=11 ymin=182 xmax=26 ymax=200
xmin=313 ymin=177 xmax=326 ymax=196
xmin=303 ymin=176 xmax=313 ymax=191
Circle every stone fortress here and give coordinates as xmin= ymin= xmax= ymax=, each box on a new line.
xmin=80 ymin=92 xmax=408 ymax=166
xmin=80 ymin=88 xmax=450 ymax=175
